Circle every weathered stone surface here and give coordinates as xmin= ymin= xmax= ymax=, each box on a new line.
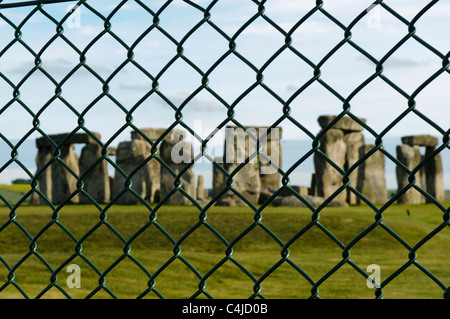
xmin=272 ymin=194 xmax=348 ymax=207
xmin=259 ymin=127 xmax=282 ymax=196
xmin=159 ymin=134 xmax=193 ymax=165
xmin=219 ymin=161 xmax=261 ymax=205
xmin=318 ymin=115 xmax=366 ymax=132
xmin=51 ymin=144 xmax=80 ymax=204
xmin=401 ymin=135 xmax=438 ymax=148
xmin=197 ymin=175 xmax=205 ymax=200
xmin=146 ymin=160 xmax=161 ymax=203
xmin=344 ymin=132 xmax=365 ymax=204
xmin=313 ymin=128 xmax=347 ymax=203
xmin=309 ymin=173 xmax=317 ymax=196
xmin=219 ymin=126 xmax=261 ymax=205
xmin=34 ymin=146 xmax=53 ymax=204
xmin=160 ymin=163 xmax=196 ymax=205
xmin=78 ymin=143 xmax=110 ymax=204
xmin=36 ymin=132 xmax=101 ymax=148
xmin=109 ymin=176 xmax=115 ymax=201
xmin=113 ymin=140 xmax=151 ymax=204
xmin=159 ymin=136 xmax=196 ymax=205
xmin=131 ymin=128 xmax=186 ymax=143
xmin=396 ymin=144 xmax=426 ymax=204
xmin=212 ymin=126 xmax=283 ymax=206
xmin=356 ymin=145 xmax=387 ymax=204
xmin=424 ymin=147 xmax=445 ymax=202
xmin=212 ymin=157 xmax=225 ymax=199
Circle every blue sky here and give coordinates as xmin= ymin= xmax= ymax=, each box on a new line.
xmin=0 ymin=0 xmax=449 ymax=189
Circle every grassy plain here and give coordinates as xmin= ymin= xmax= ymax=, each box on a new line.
xmin=0 ymin=200 xmax=449 ymax=299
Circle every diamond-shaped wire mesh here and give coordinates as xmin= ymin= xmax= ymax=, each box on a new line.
xmin=0 ymin=0 xmax=449 ymax=299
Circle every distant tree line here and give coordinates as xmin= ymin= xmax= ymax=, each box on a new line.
xmin=12 ymin=178 xmax=31 ymax=184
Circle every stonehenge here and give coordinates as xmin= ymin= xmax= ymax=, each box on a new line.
xmin=396 ymin=134 xmax=444 ymax=204
xmin=356 ymin=145 xmax=388 ymax=205
xmin=213 ymin=126 xmax=282 ymax=206
xmin=32 ymin=132 xmax=109 ymax=205
xmin=114 ymin=128 xmax=196 ymax=205
xmin=312 ymin=115 xmax=387 ymax=205
xmin=30 ymin=120 xmax=445 ymax=207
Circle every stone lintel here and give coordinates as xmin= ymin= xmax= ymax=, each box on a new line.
xmin=36 ymin=132 xmax=101 ymax=148
xmin=131 ymin=128 xmax=186 ymax=142
xmin=401 ymin=135 xmax=438 ymax=148
xmin=318 ymin=115 xmax=366 ymax=132
xmin=225 ymin=126 xmax=282 ymax=140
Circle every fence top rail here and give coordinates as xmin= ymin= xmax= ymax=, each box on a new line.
xmin=0 ymin=0 xmax=77 ymax=9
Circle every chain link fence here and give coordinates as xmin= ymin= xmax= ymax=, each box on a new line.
xmin=0 ymin=0 xmax=449 ymax=299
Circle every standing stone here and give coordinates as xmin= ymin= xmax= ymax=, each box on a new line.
xmin=344 ymin=132 xmax=365 ymax=204
xmin=109 ymin=176 xmax=115 ymax=201
xmin=33 ymin=146 xmax=53 ymax=204
xmin=258 ymin=127 xmax=282 ymax=202
xmin=313 ymin=128 xmax=347 ymax=202
xmin=397 ymin=135 xmax=444 ymax=204
xmin=212 ymin=156 xmax=226 ymax=199
xmin=356 ymin=145 xmax=387 ymax=204
xmin=159 ymin=134 xmax=196 ymax=205
xmin=197 ymin=175 xmax=205 ymax=200
xmin=396 ymin=144 xmax=426 ymax=204
xmin=218 ymin=126 xmax=261 ymax=206
xmin=160 ymin=163 xmax=196 ymax=205
xmin=51 ymin=144 xmax=80 ymax=204
xmin=132 ymin=128 xmax=188 ymax=203
xmin=78 ymin=143 xmax=110 ymax=204
xmin=424 ymin=147 xmax=445 ymax=202
xmin=309 ymin=173 xmax=317 ymax=196
xmin=113 ymin=140 xmax=150 ymax=204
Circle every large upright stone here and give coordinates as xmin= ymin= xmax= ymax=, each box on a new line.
xmin=424 ymin=147 xmax=445 ymax=202
xmin=258 ymin=127 xmax=282 ymax=198
xmin=313 ymin=128 xmax=347 ymax=202
xmin=356 ymin=145 xmax=387 ymax=205
xmin=34 ymin=146 xmax=53 ymax=204
xmin=113 ymin=139 xmax=150 ymax=204
xmin=218 ymin=126 xmax=261 ymax=206
xmin=131 ymin=128 xmax=181 ymax=203
xmin=397 ymin=135 xmax=444 ymax=204
xmin=396 ymin=144 xmax=426 ymax=204
xmin=78 ymin=143 xmax=110 ymax=204
xmin=344 ymin=132 xmax=365 ymax=204
xmin=51 ymin=144 xmax=80 ymax=204
xmin=159 ymin=134 xmax=196 ymax=205
xmin=197 ymin=175 xmax=205 ymax=200
xmin=212 ymin=156 xmax=226 ymax=199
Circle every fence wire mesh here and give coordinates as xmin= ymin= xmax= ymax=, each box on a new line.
xmin=0 ymin=0 xmax=449 ymax=299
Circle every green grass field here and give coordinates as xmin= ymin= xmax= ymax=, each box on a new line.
xmin=0 ymin=184 xmax=31 ymax=204
xmin=0 ymin=199 xmax=449 ymax=299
